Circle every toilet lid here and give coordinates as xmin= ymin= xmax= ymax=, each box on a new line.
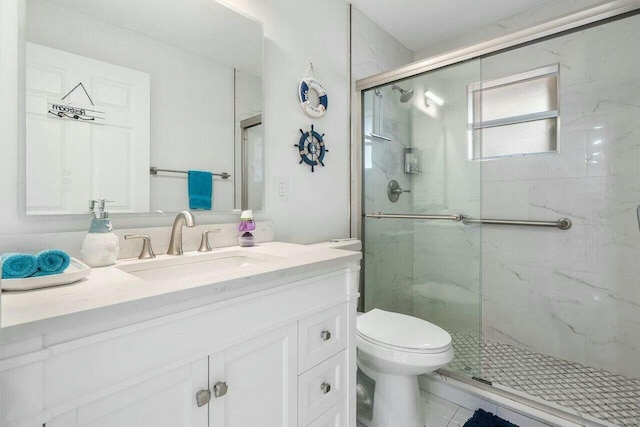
xmin=357 ymin=309 xmax=452 ymax=352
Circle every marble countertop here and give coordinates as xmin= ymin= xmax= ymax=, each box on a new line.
xmin=1 ymin=242 xmax=361 ymax=339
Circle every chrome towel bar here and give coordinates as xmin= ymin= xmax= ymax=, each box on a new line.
xmin=364 ymin=212 xmax=572 ymax=230
xmin=150 ymin=167 xmax=230 ymax=179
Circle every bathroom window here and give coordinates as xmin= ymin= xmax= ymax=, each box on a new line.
xmin=468 ymin=64 xmax=559 ymax=160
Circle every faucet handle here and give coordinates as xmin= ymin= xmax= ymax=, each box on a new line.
xmin=198 ymin=229 xmax=221 ymax=252
xmin=125 ymin=234 xmax=156 ymax=259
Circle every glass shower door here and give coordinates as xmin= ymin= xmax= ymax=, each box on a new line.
xmin=361 ymin=58 xmax=483 ymax=377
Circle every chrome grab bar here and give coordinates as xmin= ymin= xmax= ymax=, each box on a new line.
xmin=364 ymin=212 xmax=572 ymax=230
xmin=364 ymin=212 xmax=462 ymax=221
xmin=462 ymin=217 xmax=572 ymax=230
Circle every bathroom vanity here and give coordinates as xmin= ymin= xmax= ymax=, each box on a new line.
xmin=1 ymin=242 xmax=360 ymax=427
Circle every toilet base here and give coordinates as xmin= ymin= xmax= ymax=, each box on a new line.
xmin=357 ymin=360 xmax=425 ymax=427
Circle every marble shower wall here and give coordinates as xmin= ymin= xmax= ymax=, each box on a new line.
xmin=351 ymin=6 xmax=419 ymax=314
xmin=479 ymin=14 xmax=640 ymax=379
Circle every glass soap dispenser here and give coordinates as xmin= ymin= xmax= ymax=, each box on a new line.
xmin=81 ymin=199 xmax=120 ymax=267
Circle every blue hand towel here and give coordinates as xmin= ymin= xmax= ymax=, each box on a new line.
xmin=1 ymin=253 xmax=38 ymax=279
xmin=188 ymin=170 xmax=213 ymax=210
xmin=36 ymin=249 xmax=71 ymax=275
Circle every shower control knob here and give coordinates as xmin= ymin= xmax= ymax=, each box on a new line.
xmin=321 ymin=330 xmax=332 ymax=341
xmin=387 ymin=180 xmax=410 ymax=203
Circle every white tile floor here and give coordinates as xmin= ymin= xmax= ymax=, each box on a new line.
xmin=357 ymin=388 xmax=550 ymax=427
xmin=448 ymin=332 xmax=640 ymax=426
xmin=422 ymin=391 xmax=474 ymax=427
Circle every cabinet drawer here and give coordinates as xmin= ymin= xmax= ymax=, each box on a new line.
xmin=298 ymin=304 xmax=347 ymax=372
xmin=307 ymin=401 xmax=346 ymax=427
xmin=298 ymin=351 xmax=346 ymax=426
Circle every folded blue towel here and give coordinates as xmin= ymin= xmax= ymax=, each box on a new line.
xmin=36 ymin=249 xmax=71 ymax=275
xmin=1 ymin=253 xmax=38 ymax=279
xmin=188 ymin=170 xmax=213 ymax=210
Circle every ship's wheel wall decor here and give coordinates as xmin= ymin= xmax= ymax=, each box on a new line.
xmin=295 ymin=124 xmax=328 ymax=172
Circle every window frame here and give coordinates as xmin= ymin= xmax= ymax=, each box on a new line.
xmin=467 ymin=63 xmax=560 ymax=161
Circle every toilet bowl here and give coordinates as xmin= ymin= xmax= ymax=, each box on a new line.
xmin=356 ymin=309 xmax=454 ymax=427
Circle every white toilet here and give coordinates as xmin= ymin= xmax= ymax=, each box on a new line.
xmin=356 ymin=309 xmax=454 ymax=427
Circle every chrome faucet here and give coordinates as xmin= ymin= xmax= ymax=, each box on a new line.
xmin=167 ymin=211 xmax=196 ymax=255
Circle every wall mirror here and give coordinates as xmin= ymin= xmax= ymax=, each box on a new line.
xmin=22 ymin=0 xmax=263 ymax=216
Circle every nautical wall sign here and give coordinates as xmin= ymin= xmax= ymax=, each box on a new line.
xmin=48 ymin=82 xmax=105 ymax=123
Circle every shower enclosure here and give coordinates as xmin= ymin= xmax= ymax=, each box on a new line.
xmin=356 ymin=4 xmax=640 ymax=426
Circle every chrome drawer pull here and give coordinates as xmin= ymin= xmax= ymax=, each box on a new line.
xmin=321 ymin=382 xmax=331 ymax=394
xmin=321 ymin=330 xmax=332 ymax=341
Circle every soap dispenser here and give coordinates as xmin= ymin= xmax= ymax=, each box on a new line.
xmin=81 ymin=199 xmax=120 ymax=267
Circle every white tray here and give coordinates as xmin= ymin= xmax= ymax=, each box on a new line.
xmin=2 ymin=258 xmax=91 ymax=291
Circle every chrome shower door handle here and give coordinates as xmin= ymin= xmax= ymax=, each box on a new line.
xmin=637 ymin=205 xmax=640 ymax=231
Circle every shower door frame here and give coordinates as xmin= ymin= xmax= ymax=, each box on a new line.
xmin=351 ymin=0 xmax=640 ymax=423
xmin=350 ymin=0 xmax=640 ymax=239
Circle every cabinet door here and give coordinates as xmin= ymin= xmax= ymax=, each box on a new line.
xmin=47 ymin=358 xmax=208 ymax=427
xmin=209 ymin=324 xmax=298 ymax=427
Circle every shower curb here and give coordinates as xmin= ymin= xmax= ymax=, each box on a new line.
xmin=419 ymin=370 xmax=615 ymax=427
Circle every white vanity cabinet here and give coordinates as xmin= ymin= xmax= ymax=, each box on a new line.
xmin=1 ymin=247 xmax=360 ymax=427
xmin=47 ymin=359 xmax=209 ymax=427
xmin=208 ymin=324 xmax=298 ymax=427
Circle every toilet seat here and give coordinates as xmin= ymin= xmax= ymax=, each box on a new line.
xmin=357 ymin=332 xmax=452 ymax=354
xmin=357 ymin=309 xmax=452 ymax=354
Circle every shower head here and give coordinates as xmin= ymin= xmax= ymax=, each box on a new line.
xmin=392 ymin=84 xmax=414 ymax=103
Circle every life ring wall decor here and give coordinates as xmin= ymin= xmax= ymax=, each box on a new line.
xmin=298 ymin=64 xmax=328 ymax=118
xmin=295 ymin=125 xmax=328 ymax=172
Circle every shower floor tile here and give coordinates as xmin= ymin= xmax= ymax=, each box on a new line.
xmin=448 ymin=332 xmax=640 ymax=427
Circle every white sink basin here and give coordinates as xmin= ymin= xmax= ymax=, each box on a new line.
xmin=117 ymin=250 xmax=280 ymax=283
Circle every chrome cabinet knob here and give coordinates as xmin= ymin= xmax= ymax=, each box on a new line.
xmin=196 ymin=389 xmax=211 ymax=407
xmin=213 ymin=381 xmax=228 ymax=398
xmin=124 ymin=234 xmax=156 ymax=259
xmin=321 ymin=382 xmax=331 ymax=394
xmin=321 ymin=330 xmax=332 ymax=341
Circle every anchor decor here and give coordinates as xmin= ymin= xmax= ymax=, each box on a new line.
xmin=48 ymin=82 xmax=105 ymax=123
xmin=294 ymin=125 xmax=328 ymax=172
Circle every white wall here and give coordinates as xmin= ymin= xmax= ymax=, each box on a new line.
xmin=0 ymin=0 xmax=351 ymax=250
xmin=222 ymin=0 xmax=351 ymax=243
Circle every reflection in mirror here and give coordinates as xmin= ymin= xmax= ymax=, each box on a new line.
xmin=240 ymin=116 xmax=263 ymax=210
xmin=23 ymin=0 xmax=263 ymax=216
xmin=234 ymin=70 xmax=263 ymax=211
